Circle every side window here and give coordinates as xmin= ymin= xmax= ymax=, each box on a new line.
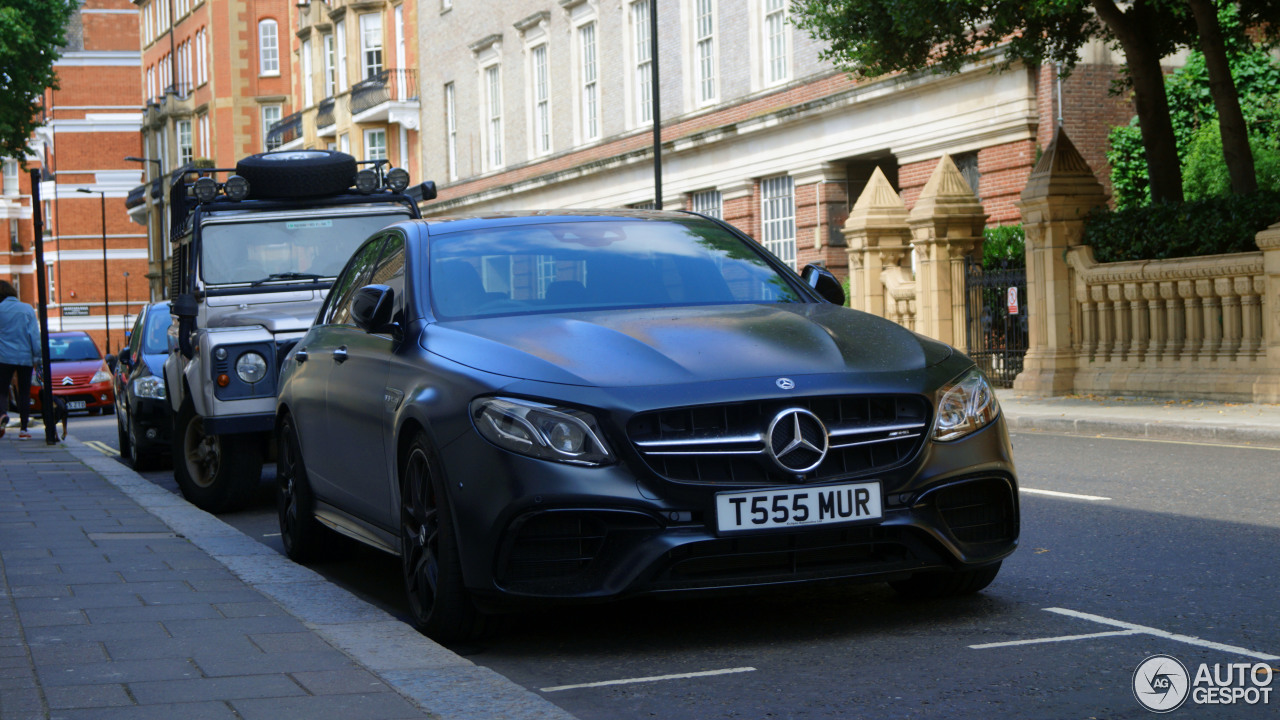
xmin=128 ymin=310 xmax=146 ymax=356
xmin=324 ymin=235 xmax=386 ymax=325
xmin=367 ymin=232 xmax=406 ymax=328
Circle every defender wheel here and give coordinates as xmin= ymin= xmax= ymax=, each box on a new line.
xmin=276 ymin=414 xmax=327 ymax=563
xmin=889 ymin=561 xmax=1002 ymax=600
xmin=172 ymin=397 xmax=263 ymax=513
xmin=234 ymin=150 xmax=358 ymax=199
xmin=400 ymin=433 xmax=484 ymax=642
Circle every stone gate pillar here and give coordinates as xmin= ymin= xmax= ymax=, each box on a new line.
xmin=907 ymin=155 xmax=987 ymax=351
xmin=1012 ymin=127 xmax=1107 ymax=395
xmin=843 ymin=167 xmax=910 ymax=317
xmin=1255 ymin=221 xmax=1280 ymax=402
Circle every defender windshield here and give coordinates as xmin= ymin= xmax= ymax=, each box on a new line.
xmin=200 ymin=212 xmax=409 ymax=285
xmin=428 ymin=219 xmax=804 ymax=320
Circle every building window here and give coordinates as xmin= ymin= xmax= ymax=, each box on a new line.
xmin=339 ymin=133 xmax=350 ymax=154
xmin=761 ymin=175 xmax=796 ymax=268
xmin=954 ymin=151 xmax=981 ymax=196
xmin=199 ymin=113 xmax=210 ymax=157
xmin=259 ymin=19 xmax=279 ymax=76
xmin=691 ymin=189 xmax=722 ymax=218
xmin=197 ymin=29 xmax=208 ymax=85
xmin=764 ymin=0 xmax=789 ymax=85
xmin=302 ymin=38 xmax=314 ymax=107
xmin=359 ymin=13 xmax=383 ymax=80
xmin=364 ymin=129 xmax=387 ymax=160
xmin=579 ymin=22 xmax=598 ymax=141
xmin=177 ymin=119 xmax=193 ymax=165
xmin=631 ymin=0 xmax=653 ymax=125
xmin=336 ymin=19 xmax=349 ymax=91
xmin=262 ymin=105 xmax=282 ymax=151
xmin=531 ymin=45 xmax=551 ymax=155
xmin=695 ymin=0 xmax=716 ymax=104
xmin=2 ymin=160 xmax=18 ymax=197
xmin=444 ymin=82 xmax=457 ymax=180
xmin=485 ymin=64 xmax=503 ymax=168
xmin=322 ymin=33 xmax=336 ymax=97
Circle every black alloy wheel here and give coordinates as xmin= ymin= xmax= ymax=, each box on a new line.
xmin=276 ymin=414 xmax=326 ymax=562
xmin=400 ymin=433 xmax=482 ymax=642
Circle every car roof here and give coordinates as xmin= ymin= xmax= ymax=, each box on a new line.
xmin=50 ymin=331 xmax=94 ymax=339
xmin=417 ymin=209 xmax=701 ymax=236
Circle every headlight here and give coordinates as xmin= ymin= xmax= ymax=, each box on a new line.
xmin=235 ymin=352 xmax=268 ymax=384
xmin=933 ymin=367 xmax=999 ymax=442
xmin=471 ymin=397 xmax=614 ymax=466
xmin=90 ymin=368 xmax=112 ymax=384
xmin=132 ymin=375 xmax=166 ymax=400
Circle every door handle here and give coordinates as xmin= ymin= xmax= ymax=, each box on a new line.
xmin=333 ymin=346 xmax=348 ymax=363
xmin=295 ymin=347 xmax=308 ymax=363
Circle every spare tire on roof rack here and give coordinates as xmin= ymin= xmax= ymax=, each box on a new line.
xmin=234 ymin=150 xmax=358 ymax=199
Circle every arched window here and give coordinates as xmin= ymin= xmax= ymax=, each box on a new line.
xmin=259 ymin=19 xmax=279 ymax=75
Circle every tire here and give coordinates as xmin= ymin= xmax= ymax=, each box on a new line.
xmin=276 ymin=413 xmax=327 ymax=563
xmin=117 ymin=413 xmax=132 ymax=459
xmin=400 ymin=433 xmax=485 ymax=642
xmin=889 ymin=561 xmax=1002 ymax=600
xmin=235 ymin=150 xmax=358 ymax=199
xmin=171 ymin=396 xmax=263 ymax=513
xmin=126 ymin=412 xmax=163 ymax=472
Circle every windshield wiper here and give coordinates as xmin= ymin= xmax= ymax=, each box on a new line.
xmin=250 ymin=272 xmax=324 ymax=287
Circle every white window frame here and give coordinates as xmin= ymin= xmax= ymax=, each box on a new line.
xmin=339 ymin=133 xmax=350 ymax=154
xmin=261 ymin=104 xmax=282 ymax=151
xmin=197 ymin=29 xmax=208 ymax=86
xmin=761 ymin=175 xmax=796 ymax=268
xmin=694 ymin=0 xmax=717 ymax=105
xmin=336 ymin=19 xmax=349 ymax=91
xmin=529 ymin=43 xmax=551 ymax=156
xmin=2 ymin=160 xmax=19 ymax=197
xmin=359 ymin=12 xmax=383 ymax=80
xmin=176 ymin=119 xmax=193 ymax=165
xmin=444 ymin=82 xmax=458 ymax=180
xmin=762 ymin=0 xmax=789 ymax=86
xmin=629 ymin=0 xmax=653 ymax=127
xmin=259 ymin=19 xmax=280 ymax=76
xmin=364 ymin=128 xmax=387 ymax=161
xmin=576 ymin=21 xmax=599 ymax=143
xmin=302 ymin=38 xmax=314 ymax=107
xmin=691 ymin=189 xmax=722 ymax=218
xmin=322 ymin=33 xmax=336 ymax=97
xmin=483 ymin=63 xmax=503 ymax=169
xmin=199 ymin=113 xmax=210 ymax=158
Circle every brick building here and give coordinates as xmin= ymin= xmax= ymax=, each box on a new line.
xmin=2 ymin=0 xmax=144 ymax=355
xmin=128 ymin=0 xmax=295 ymax=299
xmin=415 ymin=0 xmax=1139 ymax=279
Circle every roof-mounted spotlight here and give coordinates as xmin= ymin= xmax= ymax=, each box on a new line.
xmin=224 ymin=175 xmax=250 ymax=201
xmin=354 ymin=169 xmax=379 ymax=194
xmin=192 ymin=176 xmax=219 ymax=203
xmin=385 ymin=167 xmax=410 ymax=193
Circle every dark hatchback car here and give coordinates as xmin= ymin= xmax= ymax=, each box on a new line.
xmin=112 ymin=301 xmax=172 ymax=469
xmin=275 ymin=211 xmax=1019 ymax=641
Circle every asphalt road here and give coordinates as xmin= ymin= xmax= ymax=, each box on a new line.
xmin=68 ymin=413 xmax=1280 ymax=719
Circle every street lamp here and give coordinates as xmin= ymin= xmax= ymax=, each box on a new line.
xmin=122 ymin=271 xmax=130 ymax=329
xmin=75 ymin=188 xmax=111 ymax=354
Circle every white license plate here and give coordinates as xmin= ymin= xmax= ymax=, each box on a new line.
xmin=715 ymin=481 xmax=882 ymax=533
xmin=66 ymin=400 xmax=86 ymax=410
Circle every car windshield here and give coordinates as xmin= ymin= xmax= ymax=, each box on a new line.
xmin=141 ymin=306 xmax=172 ymax=354
xmin=428 ymin=219 xmax=804 ymax=319
xmin=200 ymin=212 xmax=409 ymax=285
xmin=49 ymin=336 xmax=101 ymax=361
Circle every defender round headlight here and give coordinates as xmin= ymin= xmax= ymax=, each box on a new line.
xmin=354 ymin=169 xmax=379 ymax=194
xmin=235 ymin=352 xmax=268 ymax=384
xmin=385 ymin=167 xmax=410 ymax=192
xmin=224 ymin=175 xmax=250 ymax=201
xmin=192 ymin=176 xmax=218 ymax=203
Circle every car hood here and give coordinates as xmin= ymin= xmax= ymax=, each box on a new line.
xmin=47 ymin=359 xmax=104 ymax=379
xmin=425 ymin=304 xmax=951 ymax=387
xmin=206 ymin=301 xmax=317 ymax=333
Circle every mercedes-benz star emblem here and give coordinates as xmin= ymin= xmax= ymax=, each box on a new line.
xmin=61 ymin=376 xmax=74 ymax=386
xmin=776 ymin=377 xmax=795 ymax=390
xmin=766 ymin=408 xmax=829 ymax=474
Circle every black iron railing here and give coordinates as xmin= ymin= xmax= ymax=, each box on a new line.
xmin=964 ymin=256 xmax=1029 ymax=387
xmin=266 ymin=111 xmax=303 ymax=147
xmin=349 ymin=68 xmax=418 ymax=115
xmin=315 ymin=97 xmax=336 ymax=129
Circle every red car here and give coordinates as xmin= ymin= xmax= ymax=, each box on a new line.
xmin=23 ymin=331 xmax=115 ymax=415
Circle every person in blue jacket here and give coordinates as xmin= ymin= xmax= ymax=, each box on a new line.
xmin=0 ymin=280 xmax=42 ymax=439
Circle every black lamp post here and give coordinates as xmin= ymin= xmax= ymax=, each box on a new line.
xmin=123 ymin=271 xmax=130 ymax=329
xmin=75 ymin=188 xmax=111 ymax=354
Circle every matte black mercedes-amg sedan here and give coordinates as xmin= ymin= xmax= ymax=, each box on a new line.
xmin=275 ymin=210 xmax=1019 ymax=641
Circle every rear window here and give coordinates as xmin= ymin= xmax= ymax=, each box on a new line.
xmin=427 ymin=219 xmax=803 ymax=319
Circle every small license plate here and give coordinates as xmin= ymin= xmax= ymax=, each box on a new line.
xmin=715 ymin=481 xmax=882 ymax=533
xmin=66 ymin=400 xmax=86 ymax=410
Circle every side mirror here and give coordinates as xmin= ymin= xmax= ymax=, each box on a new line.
xmin=419 ymin=181 xmax=437 ymax=201
xmin=117 ymin=347 xmax=132 ymax=368
xmin=801 ymin=264 xmax=845 ymax=306
xmin=351 ymin=284 xmax=396 ymax=334
xmin=172 ymin=293 xmax=198 ymax=359
xmin=105 ymin=354 xmax=119 ymax=372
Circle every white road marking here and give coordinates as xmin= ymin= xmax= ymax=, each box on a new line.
xmin=1020 ymin=487 xmax=1111 ymax=501
xmin=262 ymin=533 xmax=281 ymax=537
xmin=973 ymin=607 xmax=1280 ymax=661
xmin=970 ymin=629 xmax=1141 ymax=649
xmin=540 ymin=666 xmax=756 ymax=693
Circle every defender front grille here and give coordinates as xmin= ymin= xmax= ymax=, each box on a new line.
xmin=628 ymin=395 xmax=930 ymax=486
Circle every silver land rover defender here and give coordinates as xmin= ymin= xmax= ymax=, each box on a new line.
xmin=163 ymin=150 xmax=431 ymax=513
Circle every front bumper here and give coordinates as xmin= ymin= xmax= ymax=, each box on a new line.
xmin=129 ymin=396 xmax=173 ymax=449
xmin=28 ymin=382 xmax=115 ymax=413
xmin=440 ymin=414 xmax=1019 ymax=607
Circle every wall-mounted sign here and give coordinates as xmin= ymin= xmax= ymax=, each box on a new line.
xmin=62 ymin=305 xmax=90 ymax=317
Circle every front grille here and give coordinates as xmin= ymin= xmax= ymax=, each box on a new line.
xmin=934 ymin=478 xmax=1017 ymax=546
xmin=496 ymin=510 xmax=661 ymax=595
xmin=652 ymin=525 xmax=922 ymax=589
xmin=628 ymin=395 xmax=930 ymax=486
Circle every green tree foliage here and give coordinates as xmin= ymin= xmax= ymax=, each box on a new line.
xmin=1083 ymin=190 xmax=1280 ymax=262
xmin=1108 ymin=42 xmax=1280 ymax=208
xmin=983 ymin=224 xmax=1025 ymax=269
xmin=0 ymin=0 xmax=78 ymax=161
